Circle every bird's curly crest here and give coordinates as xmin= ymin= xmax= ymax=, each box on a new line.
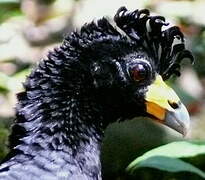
xmin=114 ymin=7 xmax=194 ymax=80
xmin=64 ymin=6 xmax=194 ymax=80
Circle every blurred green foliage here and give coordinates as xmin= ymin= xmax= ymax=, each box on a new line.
xmin=0 ymin=121 xmax=9 ymax=160
xmin=0 ymin=129 xmax=8 ymax=160
xmin=36 ymin=0 xmax=56 ymax=5
xmin=192 ymin=29 xmax=205 ymax=76
xmin=0 ymin=0 xmax=21 ymax=24
xmin=0 ymin=0 xmax=26 ymax=161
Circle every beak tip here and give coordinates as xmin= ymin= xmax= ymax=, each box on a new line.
xmin=164 ymin=103 xmax=190 ymax=137
xmin=181 ymin=126 xmax=188 ymax=137
xmin=182 ymin=120 xmax=190 ymax=137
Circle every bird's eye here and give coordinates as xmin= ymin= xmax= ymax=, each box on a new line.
xmin=129 ymin=64 xmax=148 ymax=82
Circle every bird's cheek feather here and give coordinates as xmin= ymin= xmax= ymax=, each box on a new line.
xmin=145 ymin=75 xmax=190 ymax=136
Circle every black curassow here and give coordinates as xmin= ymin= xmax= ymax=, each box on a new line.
xmin=0 ymin=7 xmax=194 ymax=180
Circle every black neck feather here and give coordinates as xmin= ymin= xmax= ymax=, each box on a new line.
xmin=8 ymin=47 xmax=104 ymax=156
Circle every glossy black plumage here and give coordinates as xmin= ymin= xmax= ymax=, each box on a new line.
xmin=0 ymin=7 xmax=193 ymax=180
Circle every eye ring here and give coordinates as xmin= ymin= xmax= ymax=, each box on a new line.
xmin=129 ymin=63 xmax=149 ymax=82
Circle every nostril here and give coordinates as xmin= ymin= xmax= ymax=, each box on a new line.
xmin=168 ymin=100 xmax=180 ymax=109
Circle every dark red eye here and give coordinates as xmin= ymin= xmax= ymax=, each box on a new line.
xmin=129 ymin=64 xmax=148 ymax=82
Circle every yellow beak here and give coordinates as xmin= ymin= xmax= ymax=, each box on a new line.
xmin=145 ymin=75 xmax=190 ymax=136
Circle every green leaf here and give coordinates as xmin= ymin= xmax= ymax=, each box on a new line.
xmin=128 ymin=141 xmax=205 ymax=166
xmin=128 ymin=156 xmax=205 ymax=179
xmin=127 ymin=141 xmax=205 ymax=178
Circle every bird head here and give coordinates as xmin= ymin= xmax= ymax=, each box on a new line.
xmin=62 ymin=7 xmax=194 ymax=136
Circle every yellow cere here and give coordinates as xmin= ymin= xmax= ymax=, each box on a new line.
xmin=145 ymin=75 xmax=181 ymax=120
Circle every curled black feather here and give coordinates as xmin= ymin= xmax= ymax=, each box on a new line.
xmin=114 ymin=7 xmax=194 ymax=80
xmin=62 ymin=6 xmax=193 ymax=80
